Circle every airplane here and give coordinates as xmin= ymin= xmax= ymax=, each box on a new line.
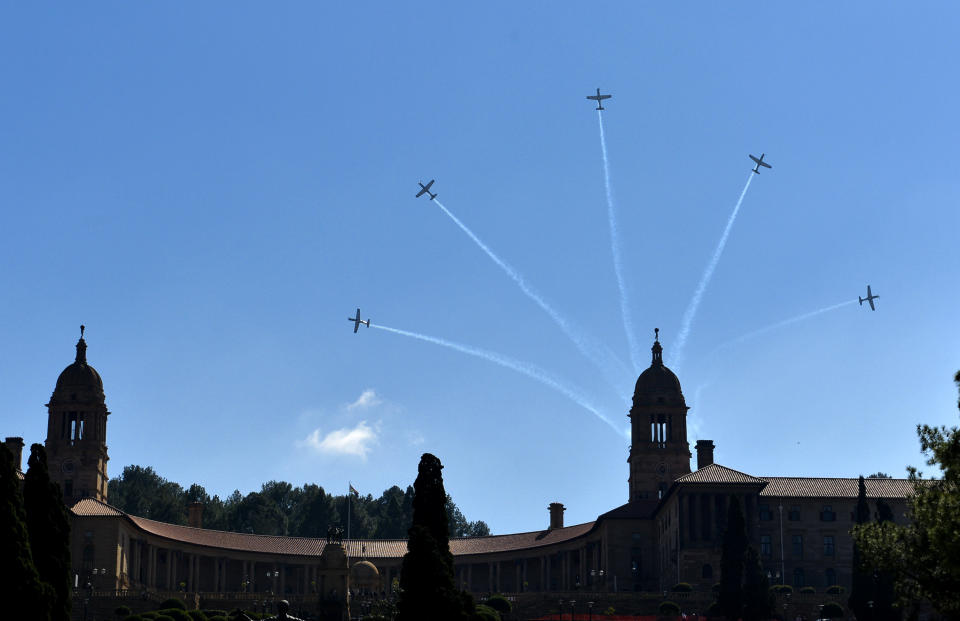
xmin=416 ymin=179 xmax=437 ymax=200
xmin=586 ymin=88 xmax=612 ymax=110
xmin=348 ymin=308 xmax=370 ymax=333
xmin=749 ymin=153 xmax=772 ymax=174
xmin=859 ymin=285 xmax=879 ymax=311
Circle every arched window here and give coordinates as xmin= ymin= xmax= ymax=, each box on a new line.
xmin=702 ymin=564 xmax=713 ymax=579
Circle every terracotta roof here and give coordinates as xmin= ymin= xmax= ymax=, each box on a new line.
xmin=675 ymin=463 xmax=766 ymax=485
xmin=597 ymin=500 xmax=659 ymax=520
xmin=71 ymin=498 xmax=124 ymax=517
xmin=70 ymin=498 xmax=595 ymax=558
xmin=759 ymin=477 xmax=915 ymax=499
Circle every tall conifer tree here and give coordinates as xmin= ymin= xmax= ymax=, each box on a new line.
xmin=24 ymin=443 xmax=72 ymax=621
xmin=850 ymin=475 xmax=874 ymax=619
xmin=719 ymin=496 xmax=748 ymax=621
xmin=0 ymin=444 xmax=52 ymax=621
xmin=397 ymin=453 xmax=472 ymax=621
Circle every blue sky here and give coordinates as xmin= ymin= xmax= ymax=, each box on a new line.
xmin=2 ymin=3 xmax=958 ymax=535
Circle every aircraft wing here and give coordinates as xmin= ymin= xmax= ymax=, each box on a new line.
xmin=868 ymin=298 xmax=876 ymax=311
xmin=415 ymin=187 xmax=427 ymax=197
xmin=749 ymin=154 xmax=761 ymax=164
xmin=599 ymin=94 xmax=611 ymax=100
xmin=760 ymin=161 xmax=771 ymax=168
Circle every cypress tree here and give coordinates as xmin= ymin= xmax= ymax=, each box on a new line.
xmin=24 ymin=443 xmax=72 ymax=621
xmin=718 ymin=496 xmax=748 ymax=621
xmin=850 ymin=475 xmax=874 ymax=619
xmin=0 ymin=444 xmax=52 ymax=621
xmin=397 ymin=453 xmax=473 ymax=621
xmin=742 ymin=546 xmax=773 ymax=621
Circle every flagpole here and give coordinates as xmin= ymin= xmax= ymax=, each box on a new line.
xmin=347 ymin=482 xmax=352 ymax=560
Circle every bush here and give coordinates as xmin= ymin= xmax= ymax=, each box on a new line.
xmin=160 ymin=599 xmax=187 ymax=611
xmin=826 ymin=584 xmax=845 ymax=595
xmin=706 ymin=601 xmax=722 ymax=616
xmin=671 ymin=582 xmax=693 ymax=592
xmin=159 ymin=610 xmax=191 ymax=621
xmin=116 ymin=606 xmax=133 ymax=617
xmin=155 ymin=616 xmax=175 ymax=621
xmin=202 ymin=612 xmax=226 ymax=619
xmin=769 ymin=584 xmax=794 ymax=594
xmin=141 ymin=614 xmax=159 ymax=620
xmin=604 ymin=607 xmax=616 ymax=616
xmin=711 ymin=582 xmax=721 ymax=593
xmin=658 ymin=601 xmax=681 ymax=615
xmin=208 ymin=618 xmax=228 ymax=621
xmin=486 ymin=594 xmax=511 ymax=614
xmin=474 ymin=603 xmax=501 ymax=621
xmin=799 ymin=586 xmax=815 ymax=594
xmin=187 ymin=612 xmax=208 ymax=621
xmin=821 ymin=602 xmax=844 ymax=618
xmin=123 ymin=616 xmax=145 ymax=621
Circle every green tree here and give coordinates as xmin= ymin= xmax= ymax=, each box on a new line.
xmin=741 ymin=547 xmax=773 ymax=621
xmin=718 ymin=496 xmax=747 ymax=621
xmin=397 ymin=453 xmax=473 ymax=621
xmin=854 ymin=370 xmax=960 ymax=616
xmin=0 ymin=444 xmax=52 ymax=621
xmin=850 ymin=476 xmax=874 ymax=619
xmin=23 ymin=444 xmax=72 ymax=621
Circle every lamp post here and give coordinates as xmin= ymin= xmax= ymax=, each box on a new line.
xmin=570 ymin=599 xmax=576 ymax=621
xmin=778 ymin=504 xmax=785 ymax=584
xmin=587 ymin=600 xmax=594 ymax=621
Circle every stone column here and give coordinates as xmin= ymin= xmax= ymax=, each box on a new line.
xmin=166 ymin=550 xmax=173 ymax=590
xmin=467 ymin=564 xmax=472 ymax=592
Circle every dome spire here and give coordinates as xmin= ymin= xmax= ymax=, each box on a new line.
xmin=651 ymin=328 xmax=663 ymax=366
xmin=76 ymin=324 xmax=87 ymax=365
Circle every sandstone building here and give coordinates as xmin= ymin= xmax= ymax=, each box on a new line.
xmin=6 ymin=330 xmax=913 ymax=601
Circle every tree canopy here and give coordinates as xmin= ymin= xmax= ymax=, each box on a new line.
xmin=854 ymin=370 xmax=960 ymax=617
xmin=108 ymin=464 xmax=490 ymax=539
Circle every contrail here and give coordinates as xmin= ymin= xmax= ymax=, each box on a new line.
xmin=433 ymin=199 xmax=631 ymax=386
xmin=710 ymin=299 xmax=857 ymax=354
xmin=672 ymin=172 xmax=755 ymax=370
xmin=373 ymin=323 xmax=626 ymax=437
xmin=598 ymin=111 xmax=641 ymax=375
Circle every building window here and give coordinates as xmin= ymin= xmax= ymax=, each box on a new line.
xmin=825 ymin=568 xmax=837 ymax=587
xmin=792 ymin=535 xmax=803 ymax=558
xmin=702 ymin=564 xmax=713 ymax=579
xmin=759 ymin=504 xmax=772 ymax=521
xmin=823 ymin=535 xmax=835 ymax=556
xmin=793 ymin=567 xmax=805 ymax=587
xmin=658 ymin=483 xmax=667 ymax=499
xmin=760 ymin=535 xmax=772 ymax=559
xmin=788 ymin=505 xmax=801 ymax=521
xmin=820 ymin=505 xmax=836 ymax=521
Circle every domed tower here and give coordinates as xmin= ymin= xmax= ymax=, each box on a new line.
xmin=44 ymin=326 xmax=110 ymax=504
xmin=627 ymin=330 xmax=691 ymax=502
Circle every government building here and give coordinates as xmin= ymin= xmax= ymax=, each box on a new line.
xmin=4 ymin=330 xmax=914 ymax=614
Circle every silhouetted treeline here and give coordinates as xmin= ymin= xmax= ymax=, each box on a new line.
xmin=107 ymin=465 xmax=491 ymax=539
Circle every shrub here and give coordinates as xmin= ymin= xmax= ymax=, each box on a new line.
xmin=474 ymin=603 xmax=501 ymax=621
xmin=826 ymin=584 xmax=845 ymax=595
xmin=160 ymin=599 xmax=187 ymax=611
xmin=604 ymin=607 xmax=616 ymax=616
xmin=769 ymin=584 xmax=794 ymax=594
xmin=202 ymin=613 xmax=226 ymax=619
xmin=159 ymin=610 xmax=191 ymax=621
xmin=799 ymin=586 xmax=815 ymax=594
xmin=658 ymin=601 xmax=681 ymax=615
xmin=141 ymin=614 xmax=159 ymax=620
xmin=116 ymin=606 xmax=133 ymax=617
xmin=711 ymin=582 xmax=721 ymax=594
xmin=486 ymin=594 xmax=511 ymax=614
xmin=671 ymin=582 xmax=693 ymax=592
xmin=155 ymin=616 xmax=175 ymax=621
xmin=208 ymin=618 xmax=228 ymax=621
xmin=706 ymin=601 xmax=722 ymax=616
xmin=123 ymin=616 xmax=144 ymax=621
xmin=187 ymin=611 xmax=208 ymax=621
xmin=821 ymin=602 xmax=844 ymax=618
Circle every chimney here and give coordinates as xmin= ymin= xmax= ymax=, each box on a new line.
xmin=696 ymin=440 xmax=715 ymax=470
xmin=548 ymin=502 xmax=565 ymax=530
xmin=188 ymin=501 xmax=204 ymax=529
xmin=4 ymin=437 xmax=24 ymax=472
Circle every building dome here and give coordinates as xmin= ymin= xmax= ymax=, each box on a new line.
xmin=51 ymin=328 xmax=104 ymax=404
xmin=351 ymin=560 xmax=380 ymax=591
xmin=632 ymin=329 xmax=686 ymax=408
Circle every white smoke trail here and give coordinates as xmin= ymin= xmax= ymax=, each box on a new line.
xmin=672 ymin=172 xmax=755 ymax=370
xmin=598 ymin=111 xmax=641 ymax=375
xmin=373 ymin=323 xmax=627 ymax=437
xmin=433 ymin=199 xmax=630 ymax=386
xmin=709 ymin=299 xmax=857 ymax=355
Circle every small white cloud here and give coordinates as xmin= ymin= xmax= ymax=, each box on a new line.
xmin=346 ymin=389 xmax=382 ymax=411
xmin=299 ymin=421 xmax=379 ymax=458
xmin=406 ymin=431 xmax=425 ymax=446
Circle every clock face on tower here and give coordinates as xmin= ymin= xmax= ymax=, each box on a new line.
xmin=657 ymin=462 xmax=666 ymax=475
xmin=61 ymin=459 xmax=75 ymax=475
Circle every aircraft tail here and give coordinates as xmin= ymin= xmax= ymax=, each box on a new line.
xmin=858 ymin=297 xmax=864 ymax=305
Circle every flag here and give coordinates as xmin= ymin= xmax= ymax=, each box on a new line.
xmin=349 ymin=483 xmax=359 ymax=497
